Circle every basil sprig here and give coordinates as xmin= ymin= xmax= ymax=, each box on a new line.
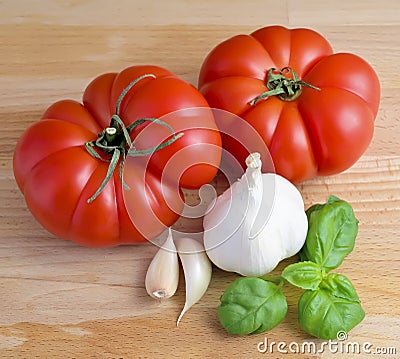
xmin=217 ymin=196 xmax=365 ymax=339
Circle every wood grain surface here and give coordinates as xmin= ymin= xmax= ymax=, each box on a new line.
xmin=1 ymin=1 xmax=399 ymax=358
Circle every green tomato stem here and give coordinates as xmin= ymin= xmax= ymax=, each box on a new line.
xmin=84 ymin=74 xmax=184 ymax=203
xmin=250 ymin=67 xmax=320 ymax=105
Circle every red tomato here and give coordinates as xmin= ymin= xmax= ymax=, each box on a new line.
xmin=14 ymin=65 xmax=222 ymax=247
xmin=199 ymin=26 xmax=380 ymax=183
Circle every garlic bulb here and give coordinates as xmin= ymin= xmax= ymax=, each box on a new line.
xmin=203 ymin=152 xmax=308 ymax=277
xmin=145 ymin=228 xmax=179 ymax=299
xmin=174 ymin=237 xmax=212 ymax=326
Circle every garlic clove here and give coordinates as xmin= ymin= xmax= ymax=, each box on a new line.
xmin=174 ymin=237 xmax=212 ymax=326
xmin=145 ymin=228 xmax=179 ymax=300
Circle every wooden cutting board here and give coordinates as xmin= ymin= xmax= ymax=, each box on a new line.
xmin=1 ymin=1 xmax=399 ymax=357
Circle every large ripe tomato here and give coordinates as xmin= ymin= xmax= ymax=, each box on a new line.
xmin=199 ymin=26 xmax=380 ymax=183
xmin=14 ymin=65 xmax=222 ymax=247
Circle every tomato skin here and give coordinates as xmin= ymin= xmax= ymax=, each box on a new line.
xmin=14 ymin=65 xmax=222 ymax=247
xmin=199 ymin=26 xmax=380 ymax=183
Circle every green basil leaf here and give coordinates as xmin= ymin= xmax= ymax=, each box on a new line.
xmin=306 ymin=202 xmax=326 ymax=220
xmin=299 ymin=202 xmax=326 ymax=262
xmin=282 ymin=261 xmax=323 ymax=290
xmin=299 ymin=202 xmax=330 ymax=263
xmin=299 ymin=196 xmax=358 ymax=271
xmin=218 ymin=277 xmax=287 ymax=335
xmin=298 ymin=275 xmax=365 ymax=340
xmin=319 ymin=273 xmax=360 ymax=302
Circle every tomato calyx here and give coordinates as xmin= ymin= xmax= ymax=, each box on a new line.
xmin=84 ymin=74 xmax=184 ymax=204
xmin=250 ymin=67 xmax=320 ymax=105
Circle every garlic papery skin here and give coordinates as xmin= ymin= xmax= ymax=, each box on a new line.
xmin=145 ymin=228 xmax=179 ymax=300
xmin=174 ymin=237 xmax=212 ymax=326
xmin=203 ymin=152 xmax=308 ymax=277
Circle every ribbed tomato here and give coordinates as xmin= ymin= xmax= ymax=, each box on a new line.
xmin=199 ymin=25 xmax=380 ymax=183
xmin=14 ymin=65 xmax=222 ymax=247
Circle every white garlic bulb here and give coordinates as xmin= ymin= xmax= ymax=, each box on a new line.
xmin=203 ymin=152 xmax=308 ymax=276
